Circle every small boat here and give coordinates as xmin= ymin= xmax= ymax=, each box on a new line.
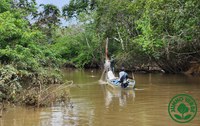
xmin=106 ymin=71 xmax=136 ymax=89
xmin=107 ymin=79 xmax=136 ymax=89
xmin=103 ymin=38 xmax=136 ymax=89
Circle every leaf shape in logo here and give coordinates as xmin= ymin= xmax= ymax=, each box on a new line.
xmin=184 ymin=114 xmax=192 ymax=120
xmin=177 ymin=103 xmax=189 ymax=115
xmin=174 ymin=114 xmax=182 ymax=120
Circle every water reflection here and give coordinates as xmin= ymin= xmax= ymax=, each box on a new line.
xmin=1 ymin=70 xmax=200 ymax=126
xmin=0 ymin=107 xmax=41 ymax=126
xmin=102 ymin=85 xmax=135 ymax=108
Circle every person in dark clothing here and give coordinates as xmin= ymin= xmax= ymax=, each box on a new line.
xmin=119 ymin=67 xmax=129 ymax=88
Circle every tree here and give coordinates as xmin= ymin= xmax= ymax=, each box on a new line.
xmin=61 ymin=0 xmax=200 ymax=72
xmin=33 ymin=4 xmax=61 ymax=40
xmin=0 ymin=0 xmax=11 ymax=13
xmin=11 ymin=0 xmax=37 ymax=18
xmin=62 ymin=0 xmax=96 ymax=19
xmin=0 ymin=1 xmax=62 ymax=70
xmin=136 ymin=0 xmax=200 ymax=73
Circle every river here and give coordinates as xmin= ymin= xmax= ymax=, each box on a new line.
xmin=1 ymin=69 xmax=200 ymax=126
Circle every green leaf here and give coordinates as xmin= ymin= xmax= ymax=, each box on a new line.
xmin=177 ymin=103 xmax=189 ymax=114
xmin=184 ymin=114 xmax=191 ymax=120
xmin=174 ymin=114 xmax=182 ymax=120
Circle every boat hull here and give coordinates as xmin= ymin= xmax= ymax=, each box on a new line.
xmin=107 ymin=79 xmax=136 ymax=89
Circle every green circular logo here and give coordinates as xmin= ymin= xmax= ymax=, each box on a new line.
xmin=168 ymin=94 xmax=197 ymax=123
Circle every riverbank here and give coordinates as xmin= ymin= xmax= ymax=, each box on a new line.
xmin=0 ymin=65 xmax=71 ymax=111
xmin=64 ymin=62 xmax=200 ymax=76
xmin=185 ymin=62 xmax=200 ymax=76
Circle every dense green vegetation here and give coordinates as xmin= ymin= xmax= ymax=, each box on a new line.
xmin=0 ymin=0 xmax=64 ymax=103
xmin=61 ymin=0 xmax=200 ymax=73
xmin=0 ymin=0 xmax=200 ymax=103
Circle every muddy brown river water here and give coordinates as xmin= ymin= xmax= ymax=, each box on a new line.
xmin=1 ymin=69 xmax=200 ymax=126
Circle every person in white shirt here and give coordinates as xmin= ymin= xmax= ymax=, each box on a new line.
xmin=107 ymin=70 xmax=116 ymax=80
